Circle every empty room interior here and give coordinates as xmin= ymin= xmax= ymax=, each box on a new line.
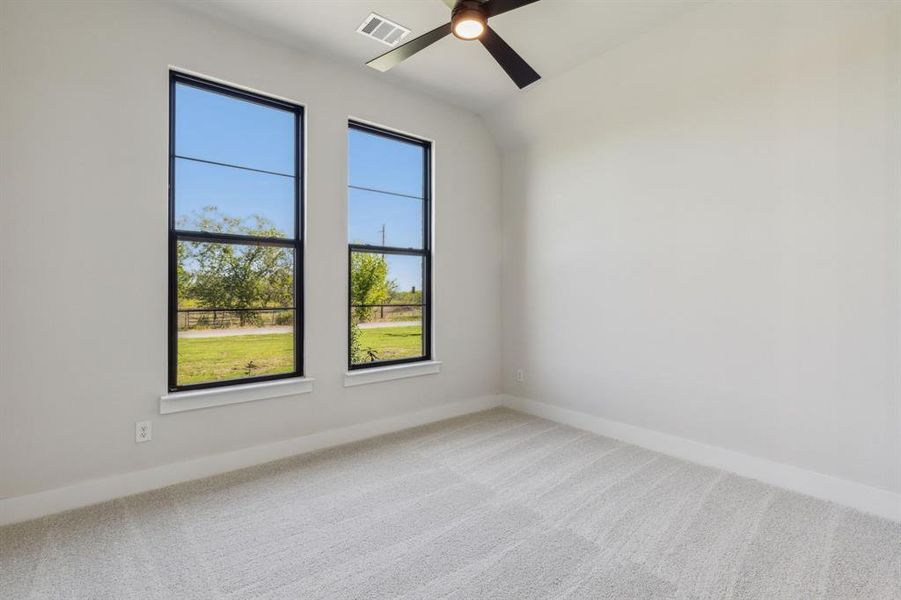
xmin=2 ymin=0 xmax=901 ymax=598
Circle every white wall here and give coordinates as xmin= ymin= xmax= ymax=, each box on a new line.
xmin=0 ymin=0 xmax=501 ymax=500
xmin=489 ymin=1 xmax=901 ymax=494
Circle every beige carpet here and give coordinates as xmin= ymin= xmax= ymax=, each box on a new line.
xmin=2 ymin=408 xmax=899 ymax=599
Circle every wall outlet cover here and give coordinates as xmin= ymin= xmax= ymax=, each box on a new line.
xmin=135 ymin=421 xmax=152 ymax=443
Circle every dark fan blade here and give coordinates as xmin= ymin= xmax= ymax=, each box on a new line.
xmin=479 ymin=26 xmax=540 ymax=88
xmin=367 ymin=23 xmax=452 ymax=72
xmin=485 ymin=0 xmax=541 ymax=18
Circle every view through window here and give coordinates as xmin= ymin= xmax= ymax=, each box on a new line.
xmin=348 ymin=122 xmax=431 ymax=368
xmin=169 ymin=73 xmax=303 ymax=390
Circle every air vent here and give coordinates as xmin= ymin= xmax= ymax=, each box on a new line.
xmin=357 ymin=13 xmax=410 ymax=47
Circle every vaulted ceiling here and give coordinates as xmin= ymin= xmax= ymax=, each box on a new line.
xmin=173 ymin=0 xmax=706 ymax=113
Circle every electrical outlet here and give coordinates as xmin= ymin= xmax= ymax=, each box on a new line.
xmin=516 ymin=368 xmax=524 ymax=383
xmin=135 ymin=420 xmax=152 ymax=443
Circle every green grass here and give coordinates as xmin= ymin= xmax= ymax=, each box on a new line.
xmin=357 ymin=325 xmax=423 ymax=362
xmin=176 ymin=324 xmax=423 ymax=385
xmin=177 ymin=333 xmax=294 ymax=386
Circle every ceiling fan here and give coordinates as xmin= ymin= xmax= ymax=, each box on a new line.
xmin=366 ymin=0 xmax=542 ymax=89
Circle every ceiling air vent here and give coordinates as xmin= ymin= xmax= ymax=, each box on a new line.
xmin=357 ymin=13 xmax=410 ymax=47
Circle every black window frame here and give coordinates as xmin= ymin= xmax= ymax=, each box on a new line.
xmin=168 ymin=71 xmax=304 ymax=392
xmin=347 ymin=121 xmax=432 ymax=370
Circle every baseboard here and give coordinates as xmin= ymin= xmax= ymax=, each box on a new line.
xmin=503 ymin=395 xmax=901 ymax=523
xmin=0 ymin=394 xmax=503 ymax=526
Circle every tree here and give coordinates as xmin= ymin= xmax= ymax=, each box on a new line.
xmin=350 ymin=253 xmax=395 ymax=321
xmin=178 ymin=207 xmax=294 ymax=326
xmin=349 ymin=252 xmax=396 ymax=363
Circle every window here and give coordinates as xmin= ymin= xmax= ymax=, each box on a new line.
xmin=169 ymin=72 xmax=303 ymax=391
xmin=348 ymin=122 xmax=431 ymax=369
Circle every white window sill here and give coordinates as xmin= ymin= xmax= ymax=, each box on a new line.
xmin=160 ymin=377 xmax=314 ymax=414
xmin=344 ymin=360 xmax=441 ymax=387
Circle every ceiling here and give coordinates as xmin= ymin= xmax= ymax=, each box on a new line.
xmin=174 ymin=0 xmax=706 ymax=113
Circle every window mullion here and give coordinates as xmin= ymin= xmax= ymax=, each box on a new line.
xmin=349 ymin=244 xmax=426 ymax=256
xmin=174 ymin=231 xmax=297 ymax=248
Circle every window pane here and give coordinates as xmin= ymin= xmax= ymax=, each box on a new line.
xmin=348 ymin=127 xmax=425 ymax=197
xmin=175 ymin=158 xmax=294 ymax=238
xmin=175 ymin=82 xmax=295 ymax=175
xmin=177 ymin=240 xmax=295 ymax=310
xmin=177 ymin=309 xmax=294 ymax=386
xmin=348 ymin=187 xmax=423 ymax=249
xmin=350 ymin=251 xmax=424 ymax=365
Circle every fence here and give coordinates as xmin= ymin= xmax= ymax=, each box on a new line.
xmin=178 ymin=308 xmax=294 ymax=331
xmin=352 ymin=304 xmax=422 ymax=324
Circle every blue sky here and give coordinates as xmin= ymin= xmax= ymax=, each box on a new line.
xmin=175 ymin=83 xmax=295 ymax=175
xmin=175 ymin=82 xmax=425 ymax=292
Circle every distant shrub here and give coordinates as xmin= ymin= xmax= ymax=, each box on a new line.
xmin=274 ymin=311 xmax=293 ymax=326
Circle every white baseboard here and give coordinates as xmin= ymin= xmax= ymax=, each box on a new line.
xmin=503 ymin=395 xmax=901 ymax=523
xmin=0 ymin=394 xmax=503 ymax=526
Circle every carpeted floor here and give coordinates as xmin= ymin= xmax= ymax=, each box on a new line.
xmin=2 ymin=408 xmax=899 ymax=599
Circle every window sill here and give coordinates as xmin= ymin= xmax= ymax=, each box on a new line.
xmin=160 ymin=377 xmax=314 ymax=415
xmin=344 ymin=360 xmax=441 ymax=387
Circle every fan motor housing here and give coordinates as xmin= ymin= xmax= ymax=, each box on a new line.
xmin=452 ymin=1 xmax=488 ymax=40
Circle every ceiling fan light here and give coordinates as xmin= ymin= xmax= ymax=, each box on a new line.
xmin=453 ymin=18 xmax=484 ymax=40
xmin=452 ymin=7 xmax=486 ymax=40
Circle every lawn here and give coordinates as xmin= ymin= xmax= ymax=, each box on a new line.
xmin=176 ymin=325 xmax=422 ymax=385
xmin=357 ymin=325 xmax=423 ymax=362
xmin=177 ymin=332 xmax=294 ymax=386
